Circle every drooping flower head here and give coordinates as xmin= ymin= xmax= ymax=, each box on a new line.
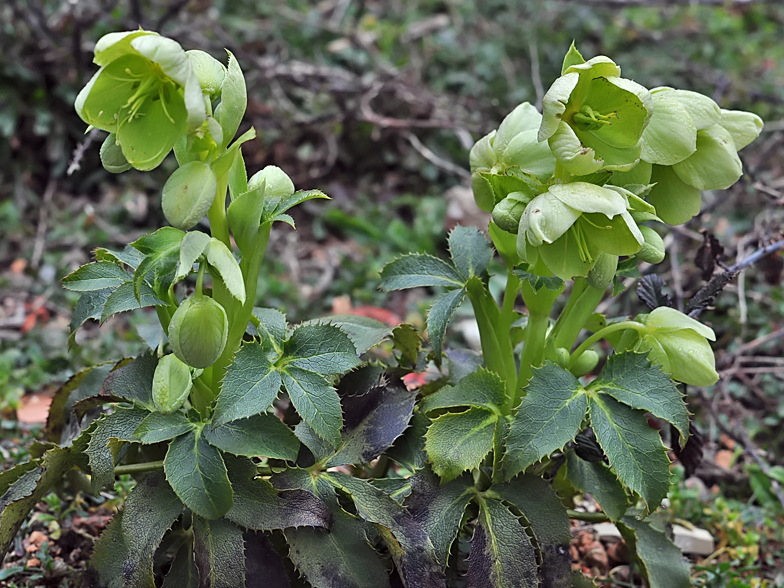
xmin=538 ymin=46 xmax=653 ymax=176
xmin=75 ymin=30 xmax=206 ymax=171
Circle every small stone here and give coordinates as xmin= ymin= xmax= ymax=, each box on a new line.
xmin=673 ymin=524 xmax=714 ymax=555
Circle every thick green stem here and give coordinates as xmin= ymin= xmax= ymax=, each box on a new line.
xmin=570 ymin=320 xmax=645 ymax=364
xmin=516 ymin=280 xmax=560 ymax=405
xmin=551 ymin=281 xmax=606 ymax=351
xmin=566 ymin=509 xmax=609 ymax=523
xmin=114 ymin=460 xmax=164 ymax=476
xmin=208 ymin=171 xmax=231 ymax=249
xmin=499 ymin=271 xmax=521 ymax=330
xmin=548 ymin=278 xmax=587 ymax=347
xmin=191 ymin=375 xmax=216 ymax=417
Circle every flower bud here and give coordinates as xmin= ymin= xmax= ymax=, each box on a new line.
xmin=492 ymin=192 xmax=530 ymax=234
xmin=187 ymin=50 xmax=226 ymax=98
xmin=152 ymin=354 xmax=192 ymax=413
xmin=554 ymin=347 xmax=571 ymax=369
xmin=636 ymin=226 xmax=665 ymax=264
xmin=100 ymin=133 xmax=131 ymax=173
xmin=161 ymin=161 xmax=218 ymax=230
xmin=570 ymin=349 xmax=599 ymax=377
xmin=168 ymin=295 xmax=228 ymax=368
xmin=248 ymin=165 xmax=295 ymax=199
xmin=587 ymin=252 xmax=618 ymax=290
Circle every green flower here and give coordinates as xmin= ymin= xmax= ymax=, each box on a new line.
xmin=538 ymin=52 xmax=652 ymax=176
xmin=641 ymin=88 xmax=763 ymax=224
xmin=516 ymin=182 xmax=644 ymax=280
xmin=75 ymin=30 xmax=206 ymax=171
xmin=470 ymin=102 xmax=555 ymax=212
xmin=623 ymin=307 xmax=718 ymax=387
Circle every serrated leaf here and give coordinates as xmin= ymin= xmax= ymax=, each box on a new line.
xmin=370 ymin=478 xmax=412 ymax=504
xmin=193 ymin=515 xmax=245 ymax=588
xmin=250 ymin=307 xmax=288 ymax=351
xmin=0 ymin=462 xmax=40 ymax=498
xmin=589 ymin=395 xmax=671 ymax=513
xmin=428 ymin=287 xmax=467 ymax=361
xmin=207 ymin=238 xmax=246 ymax=303
xmin=244 ymin=532 xmax=291 ymax=588
xmin=493 ymin=476 xmax=572 ymax=587
xmin=224 ymin=455 xmax=331 ymax=530
xmin=62 ymin=261 xmax=129 ymax=291
xmin=87 ymin=406 xmax=149 ymax=492
xmin=406 ymin=469 xmax=475 ymax=567
xmin=164 ymin=428 xmax=233 ymax=519
xmin=565 ymin=451 xmax=628 ymax=520
xmin=282 ymin=366 xmax=343 ymax=449
xmin=162 ymin=542 xmax=198 ymax=588
xmin=503 ymin=363 xmax=587 ymax=479
xmin=176 ymin=230 xmax=211 ymax=281
xmin=319 ymin=314 xmax=394 ymax=355
xmin=212 ymin=342 xmax=282 ymax=427
xmin=425 ymin=407 xmax=497 ymax=482
xmin=446 ymin=348 xmax=484 ymax=384
xmin=204 ymin=413 xmax=299 ymax=460
xmin=379 ymin=253 xmax=465 ymax=290
xmin=94 ymin=244 xmax=144 ymax=269
xmin=421 ymin=368 xmax=505 ymax=415
xmin=637 ymin=274 xmax=672 ymax=311
xmin=132 ymin=227 xmax=185 ymax=301
xmin=448 ymin=226 xmax=494 ymax=280
xmin=295 ymin=421 xmax=335 ymax=463
xmin=69 ymin=288 xmax=113 ymax=345
xmin=466 ymin=498 xmax=538 ymax=588
xmin=617 ymin=517 xmax=691 ymax=588
xmin=328 ymin=374 xmax=416 ymax=467
xmin=284 ymin=506 xmax=390 ymax=588
xmin=88 ymin=476 xmax=179 ymax=587
xmin=392 ymin=323 xmax=421 ymax=369
xmin=262 ymin=189 xmax=329 ymax=222
xmin=218 ymin=50 xmax=246 ymax=149
xmin=285 ymin=323 xmax=360 ymax=375
xmin=134 ymin=410 xmax=194 ymax=444
xmin=512 ymin=268 xmax=565 ymax=292
xmin=46 ymin=361 xmax=115 ymax=443
xmin=102 ymin=351 xmax=157 ymax=410
xmin=0 ymin=448 xmax=75 ymax=555
xmin=326 ymin=473 xmax=445 ymax=587
xmin=588 ymin=352 xmax=689 ymax=444
xmin=386 ymin=410 xmax=429 ymax=471
xmin=101 ymin=281 xmax=166 ymax=322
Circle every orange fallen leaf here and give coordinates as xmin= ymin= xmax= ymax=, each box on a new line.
xmin=16 ymin=394 xmax=52 ymax=425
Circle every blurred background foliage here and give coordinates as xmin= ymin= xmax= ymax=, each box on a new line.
xmin=1 ymin=0 xmax=784 ymax=585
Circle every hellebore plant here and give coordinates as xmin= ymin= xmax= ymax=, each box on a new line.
xmin=0 ymin=35 xmax=762 ymax=588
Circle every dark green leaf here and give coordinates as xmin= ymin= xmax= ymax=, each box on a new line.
xmin=94 ymin=244 xmax=144 ymax=269
xmin=212 ymin=342 xmax=282 ymax=427
xmin=466 ymin=498 xmax=538 ymax=588
xmin=386 ymin=410 xmax=429 ymax=471
xmin=328 ymin=374 xmax=417 ymax=466
xmin=503 ymin=363 xmax=587 ymax=479
xmin=284 ymin=323 xmax=360 ymax=375
xmin=69 ymin=288 xmax=112 ymax=346
xmin=101 ymin=281 xmax=166 ymax=322
xmin=421 ymin=368 xmax=505 ymax=415
xmin=162 ymin=542 xmax=198 ymax=588
xmin=0 ymin=462 xmax=40 ymax=498
xmin=565 ymin=451 xmax=628 ymax=521
xmin=102 ymin=351 xmax=157 ymax=410
xmin=250 ymin=307 xmax=288 ymax=351
xmin=193 ymin=516 xmax=245 ymax=588
xmin=406 ymin=469 xmax=475 ymax=567
xmin=86 ymin=406 xmax=149 ymax=492
xmin=427 ymin=287 xmax=467 ymax=360
xmin=512 ymin=268 xmax=565 ymax=292
xmin=589 ymin=395 xmax=671 ymax=513
xmin=83 ymin=510 xmax=126 ymax=588
xmin=493 ymin=476 xmax=572 ymax=588
xmin=588 ymin=352 xmax=690 ymax=444
xmin=204 ymin=413 xmax=299 ymax=460
xmin=132 ymin=227 xmax=185 ymax=301
xmin=370 ymin=478 xmax=412 ymax=504
xmin=446 ymin=348 xmax=484 ymax=384
xmin=61 ymin=261 xmax=129 ymax=292
xmin=379 ymin=253 xmax=465 ymax=290
xmin=571 ymin=571 xmax=599 ymax=588
xmin=618 ymin=517 xmax=691 ymax=588
xmin=134 ymin=411 xmax=194 ymax=444
xmin=295 ymin=421 xmax=335 ymax=463
xmin=319 ymin=314 xmax=393 ymax=355
xmin=282 ymin=366 xmax=343 ymax=449
xmin=244 ymin=532 xmax=291 ymax=588
xmin=448 ymin=226 xmax=494 ymax=280
xmin=392 ymin=323 xmax=421 ymax=369
xmin=425 ymin=407 xmax=497 ymax=482
xmin=164 ymin=428 xmax=233 ymax=519
xmin=225 ymin=455 xmax=331 ymax=530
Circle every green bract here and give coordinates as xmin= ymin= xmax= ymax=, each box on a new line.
xmin=168 ymin=294 xmax=229 ymax=368
xmin=469 ymin=102 xmax=555 ymax=212
xmin=517 ymin=182 xmax=643 ymax=280
xmin=75 ymin=30 xmax=206 ymax=171
xmin=628 ymin=307 xmax=719 ymax=387
xmin=152 ymin=354 xmax=193 ymax=413
xmin=539 ymin=55 xmax=652 ymax=176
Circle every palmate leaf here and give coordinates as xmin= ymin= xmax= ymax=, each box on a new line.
xmin=379 ymin=253 xmax=465 ymax=290
xmin=493 ymin=476 xmax=572 ymax=588
xmin=61 ymin=261 xmax=130 ymax=292
xmin=425 ymin=407 xmax=498 ymax=483
xmin=587 ymin=351 xmax=690 ymax=444
xmin=421 ymin=368 xmax=505 ymax=414
xmin=466 ymin=498 xmax=538 ymax=588
xmin=69 ymin=288 xmax=113 ymax=346
xmin=427 ymin=287 xmax=467 ymax=361
xmin=448 ymin=225 xmax=494 ymax=280
xmin=193 ymin=516 xmax=245 ymax=588
xmin=503 ymin=362 xmax=588 ymax=480
xmin=224 ymin=455 xmax=331 ymax=531
xmin=565 ymin=451 xmax=628 ymax=521
xmin=134 ymin=410 xmax=194 ymax=445
xmin=101 ymin=351 xmax=157 ymax=410
xmin=617 ymin=517 xmax=691 ymax=588
xmin=589 ymin=395 xmax=671 ymax=513
xmin=212 ymin=342 xmax=282 ymax=427
xmin=164 ymin=428 xmax=233 ymax=520
xmin=86 ymin=406 xmax=149 ymax=492
xmin=101 ymin=281 xmax=165 ymax=323
xmin=131 ymin=227 xmax=185 ymax=300
xmin=87 ymin=474 xmax=183 ymax=588
xmin=204 ymin=413 xmax=299 ymax=461
xmin=250 ymin=307 xmax=288 ymax=351
xmin=405 ymin=469 xmax=475 ymax=567
xmin=281 ymin=366 xmax=343 ymax=449
xmin=284 ymin=323 xmax=361 ymax=375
